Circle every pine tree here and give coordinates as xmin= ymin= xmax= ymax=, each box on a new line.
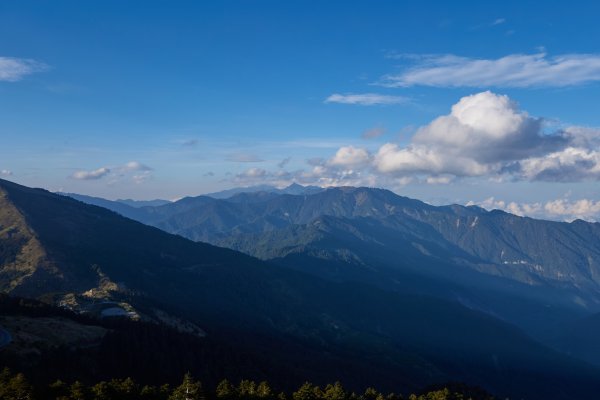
xmin=256 ymin=381 xmax=273 ymax=400
xmin=216 ymin=379 xmax=237 ymax=400
xmin=323 ymin=382 xmax=345 ymax=400
xmin=292 ymin=382 xmax=318 ymax=400
xmin=169 ymin=373 xmax=204 ymax=400
xmin=90 ymin=381 xmax=111 ymax=400
xmin=4 ymin=372 xmax=34 ymax=400
xmin=69 ymin=381 xmax=88 ymax=400
xmin=362 ymin=388 xmax=379 ymax=400
xmin=141 ymin=384 xmax=171 ymax=400
xmin=238 ymin=380 xmax=257 ymax=400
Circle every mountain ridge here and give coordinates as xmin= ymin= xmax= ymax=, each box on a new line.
xmin=64 ymin=185 xmax=600 ymax=298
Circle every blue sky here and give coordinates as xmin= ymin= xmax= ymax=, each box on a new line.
xmin=3 ymin=1 xmax=600 ymax=220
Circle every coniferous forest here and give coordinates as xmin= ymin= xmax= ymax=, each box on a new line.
xmin=0 ymin=368 xmax=496 ymax=400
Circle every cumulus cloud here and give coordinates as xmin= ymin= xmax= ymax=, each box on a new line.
xmin=1 ymin=169 xmax=12 ymax=176
xmin=71 ymin=167 xmax=111 ymax=180
xmin=374 ymin=143 xmax=489 ymax=176
xmin=325 ymin=93 xmax=408 ymax=106
xmin=381 ymin=53 xmax=600 ymax=88
xmin=544 ymin=199 xmax=600 ymax=220
xmin=236 ymin=167 xmax=267 ymax=179
xmin=322 ymin=91 xmax=600 ymax=184
xmin=228 ymin=92 xmax=600 ymax=188
xmin=329 ymin=146 xmax=371 ymax=167
xmin=372 ymin=91 xmax=571 ymax=179
xmin=0 ymin=57 xmax=47 ymax=82
xmin=468 ymin=197 xmax=600 ymax=222
xmin=413 ymin=91 xmax=565 ymax=162
xmin=519 ymin=147 xmax=600 ymax=181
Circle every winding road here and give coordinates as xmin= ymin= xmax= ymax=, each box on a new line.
xmin=0 ymin=326 xmax=12 ymax=348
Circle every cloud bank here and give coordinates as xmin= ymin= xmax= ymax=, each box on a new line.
xmin=232 ymin=91 xmax=600 ymax=190
xmin=468 ymin=197 xmax=600 ymax=222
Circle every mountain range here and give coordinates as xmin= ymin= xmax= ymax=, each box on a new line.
xmin=3 ymin=179 xmax=600 ymax=399
xmin=64 ymin=185 xmax=600 ymax=345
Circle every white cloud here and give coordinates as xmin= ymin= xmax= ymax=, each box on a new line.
xmin=329 ymin=146 xmax=371 ymax=167
xmin=0 ymin=169 xmax=12 ymax=176
xmin=412 ymin=91 xmax=564 ymax=163
xmin=426 ymin=175 xmax=453 ymax=185
xmin=121 ymin=161 xmax=152 ymax=172
xmin=544 ymin=199 xmax=600 ymax=220
xmin=226 ymin=92 xmax=600 ymax=189
xmin=333 ymin=91 xmax=600 ymax=183
xmin=325 ymin=93 xmax=408 ymax=106
xmin=0 ymin=57 xmax=47 ymax=82
xmin=492 ymin=18 xmax=506 ymax=26
xmin=374 ymin=143 xmax=489 ymax=176
xmin=519 ymin=147 xmax=600 ymax=181
xmin=71 ymin=167 xmax=111 ymax=180
xmin=70 ymin=161 xmax=153 ymax=183
xmin=468 ymin=197 xmax=600 ymax=222
xmin=132 ymin=172 xmax=152 ymax=184
xmin=381 ymin=53 xmax=600 ymax=88
xmin=236 ymin=167 xmax=267 ymax=179
xmin=373 ymin=91 xmax=567 ymax=178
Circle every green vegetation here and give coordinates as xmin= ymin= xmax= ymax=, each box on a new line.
xmin=0 ymin=368 xmax=495 ymax=400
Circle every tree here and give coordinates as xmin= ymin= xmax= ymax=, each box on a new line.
xmin=3 ymin=372 xmax=34 ymax=400
xmin=238 ymin=380 xmax=257 ymax=400
xmin=323 ymin=382 xmax=345 ymax=400
xmin=108 ymin=378 xmax=139 ymax=400
xmin=385 ymin=393 xmax=403 ymax=400
xmin=141 ymin=384 xmax=170 ymax=400
xmin=292 ymin=382 xmax=318 ymax=400
xmin=169 ymin=373 xmax=204 ymax=400
xmin=90 ymin=381 xmax=111 ymax=400
xmin=216 ymin=380 xmax=237 ymax=400
xmin=362 ymin=388 xmax=379 ymax=400
xmin=256 ymin=381 xmax=273 ymax=400
xmin=49 ymin=380 xmax=69 ymax=400
xmin=69 ymin=381 xmax=88 ymax=400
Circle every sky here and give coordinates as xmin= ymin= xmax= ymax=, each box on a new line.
xmin=3 ymin=1 xmax=600 ymax=221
